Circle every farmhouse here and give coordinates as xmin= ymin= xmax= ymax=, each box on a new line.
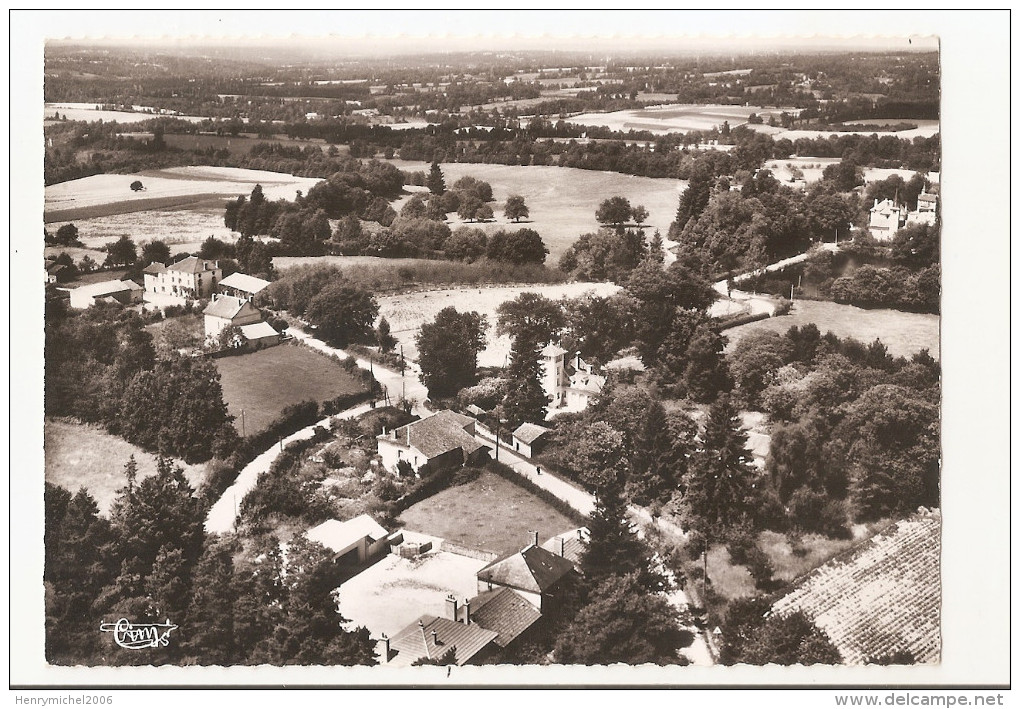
xmin=540 ymin=345 xmax=607 ymax=414
xmin=376 ymin=410 xmax=488 ymax=475
xmin=511 ymin=422 xmax=551 ymax=458
xmin=771 ymin=508 xmax=941 ymax=665
xmin=305 ymin=514 xmax=397 ymax=569
xmin=143 ymin=256 xmax=222 ymax=298
xmin=203 ymin=294 xmax=263 ymax=339
xmin=68 ymin=279 xmax=143 ymax=309
xmin=218 ymin=272 xmax=271 ymax=302
xmin=476 ymin=532 xmax=578 ymax=612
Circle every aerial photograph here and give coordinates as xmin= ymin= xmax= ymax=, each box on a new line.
xmin=16 ymin=10 xmax=1009 ymax=696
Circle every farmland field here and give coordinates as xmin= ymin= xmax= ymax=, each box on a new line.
xmin=377 ymin=281 xmax=621 ymax=367
xmin=214 ymin=342 xmax=370 ymax=435
xmin=116 ymin=132 xmax=340 ymax=157
xmin=396 ymin=470 xmax=578 ymax=557
xmin=44 ymin=418 xmax=207 ymax=515
xmin=45 ymin=102 xmax=208 ymax=124
xmin=563 ymin=103 xmax=798 ymax=135
xmin=763 ymin=157 xmax=940 ymax=187
xmin=724 ymin=299 xmax=940 ymax=359
xmin=48 ymin=207 xmax=239 ymax=253
xmin=384 ymin=160 xmax=686 ymax=262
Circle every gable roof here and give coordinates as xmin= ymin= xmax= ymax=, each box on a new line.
xmin=305 ymin=515 xmax=389 ymax=553
xmin=460 ymin=587 xmax=542 ymax=648
xmin=239 ymin=321 xmax=280 ymax=340
xmin=143 ymin=262 xmax=167 ymax=274
xmin=512 ymin=422 xmax=551 ymax=445
xmin=771 ymin=508 xmax=941 ymax=665
xmin=220 ymin=271 xmax=271 ymax=295
xmin=540 ymin=528 xmax=588 ymax=568
xmin=203 ymin=295 xmax=258 ymax=320
xmin=384 ymin=410 xmax=484 ymax=460
xmin=477 ymin=543 xmax=576 ymax=594
xmin=71 ymin=280 xmax=138 ymax=298
xmin=389 ymin=614 xmax=497 ymax=667
xmin=168 ymin=256 xmax=219 ymax=274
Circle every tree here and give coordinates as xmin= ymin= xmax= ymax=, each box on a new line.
xmin=563 ymin=421 xmax=630 ymax=494
xmin=184 ymin=537 xmax=241 ymax=665
xmin=415 ymin=307 xmax=487 ymax=397
xmin=596 ymin=196 xmax=633 ymax=227
xmin=475 ymin=203 xmax=494 ymax=222
xmin=561 ymin=293 xmax=632 ymax=366
xmin=728 ymin=609 xmax=842 ymax=665
xmin=217 ymin=325 xmax=248 ymax=351
xmin=495 ymin=292 xmax=565 ymax=346
xmin=376 ymin=316 xmax=397 ymax=353
xmin=631 ymin=204 xmax=649 ymax=226
xmin=426 ymin=162 xmax=446 ymax=195
xmin=501 ymin=336 xmax=549 ymax=430
xmin=457 ymin=194 xmax=484 ymax=222
xmin=106 ymin=236 xmax=137 ymax=266
xmin=553 ymin=573 xmax=687 ymax=665
xmin=674 ymin=166 xmax=712 ymax=233
xmin=504 ymin=194 xmax=529 ymax=222
xmin=130 ymin=180 xmax=145 ymax=192
xmin=487 ymin=228 xmax=548 ymax=265
xmin=141 ymin=240 xmax=171 ymax=266
xmin=54 ymin=223 xmax=82 ymax=246
xmin=305 ymin=281 xmax=379 ymax=348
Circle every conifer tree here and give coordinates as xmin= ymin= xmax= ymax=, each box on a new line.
xmin=501 ymin=335 xmax=549 ymax=430
xmin=426 ymin=161 xmax=446 ymax=195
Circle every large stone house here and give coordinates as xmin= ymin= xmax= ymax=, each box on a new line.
xmin=143 ymin=256 xmax=222 ymax=298
xmin=376 ymin=410 xmax=488 ymax=475
xmin=475 ymin=532 xmax=578 ymax=613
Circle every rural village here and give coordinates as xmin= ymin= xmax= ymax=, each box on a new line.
xmin=39 ymin=36 xmax=943 ymax=672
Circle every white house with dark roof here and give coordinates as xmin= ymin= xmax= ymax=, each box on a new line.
xmin=540 ymin=345 xmax=607 ymax=415
xmin=476 ymin=532 xmax=578 ymax=612
xmin=203 ymin=295 xmax=263 ymax=339
xmin=144 ymin=256 xmax=222 ymax=298
xmin=868 ymin=198 xmax=906 ymax=241
xmin=511 ymin=422 xmax=551 ymax=458
xmin=376 ymin=410 xmax=487 ymax=475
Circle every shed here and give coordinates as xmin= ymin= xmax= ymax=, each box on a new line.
xmin=219 ymin=271 xmax=271 ymax=302
xmin=68 ymin=279 xmax=143 ymax=309
xmin=511 ymin=422 xmax=551 ymax=458
xmin=238 ymin=320 xmax=281 ymax=349
xmin=305 ymin=514 xmax=392 ymax=567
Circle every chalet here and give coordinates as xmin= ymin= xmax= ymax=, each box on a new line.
xmin=384 ymin=614 xmax=498 ymax=667
xmin=203 ymin=295 xmax=263 ymax=339
xmin=305 ymin=514 xmax=398 ymax=569
xmin=376 ymin=410 xmax=487 ymax=475
xmin=476 ymin=532 xmax=578 ymax=612
xmin=218 ymin=272 xmax=271 ymax=302
xmin=511 ymin=422 xmax=551 ymax=458
xmin=144 ymin=256 xmax=221 ymax=298
xmin=68 ymin=279 xmax=143 ymax=309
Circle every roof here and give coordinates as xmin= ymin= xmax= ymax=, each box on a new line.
xmin=917 ymin=192 xmax=937 ymax=203
xmin=540 ymin=529 xmax=589 ymax=567
xmin=568 ymin=371 xmax=606 ymax=395
xmin=121 ymin=280 xmax=141 ymax=290
xmin=771 ymin=508 xmax=941 ymax=665
xmin=71 ymin=280 xmax=138 ymax=298
xmin=46 ymin=262 xmax=67 ymax=274
xmin=143 ymin=262 xmax=167 ymax=274
xmin=541 ymin=343 xmax=568 ymax=358
xmin=203 ymin=295 xmax=256 ymax=320
xmin=460 ymin=588 xmax=542 ymax=648
xmin=477 ymin=543 xmax=576 ymax=594
xmin=167 ymin=256 xmax=218 ymax=274
xmin=220 ymin=271 xmax=271 ymax=295
xmin=239 ymin=321 xmax=280 ymax=340
xmin=383 ymin=410 xmax=484 ymax=460
xmin=512 ymin=422 xmax=551 ymax=445
xmin=388 ymin=615 xmax=497 ymax=667
xmin=305 ymin=515 xmax=389 ymax=553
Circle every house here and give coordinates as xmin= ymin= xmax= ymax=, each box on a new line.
xmin=44 ymin=260 xmax=70 ymax=284
xmin=906 ymin=189 xmax=938 ymax=227
xmin=68 ymin=279 xmax=143 ymax=309
xmin=143 ymin=256 xmax=222 ymax=298
xmin=770 ymin=508 xmax=941 ymax=665
xmin=376 ymin=410 xmax=488 ymax=475
xmin=511 ymin=422 xmax=551 ymax=458
xmin=455 ymin=588 xmax=543 ymax=652
xmin=539 ymin=528 xmax=589 ymax=568
xmin=218 ymin=272 xmax=271 ymax=302
xmin=305 ymin=514 xmax=397 ymax=568
xmin=476 ymin=532 xmax=578 ymax=612
xmin=868 ymin=198 xmax=906 ymax=240
xmin=540 ymin=345 xmax=607 ymax=414
xmin=384 ymin=614 xmax=498 ymax=667
xmin=238 ymin=321 xmax=282 ymax=349
xmin=203 ymin=294 xmax=263 ymax=339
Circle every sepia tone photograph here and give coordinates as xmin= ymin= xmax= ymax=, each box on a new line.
xmin=10 ymin=9 xmax=1011 ymax=697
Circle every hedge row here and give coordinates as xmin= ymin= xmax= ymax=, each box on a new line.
xmin=484 ymin=459 xmax=587 ymax=526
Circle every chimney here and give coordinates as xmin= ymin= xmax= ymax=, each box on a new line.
xmin=559 ymin=537 xmax=566 ymax=557
xmin=463 ymin=599 xmax=471 ymax=625
xmin=380 ymin=633 xmax=391 ymax=663
xmin=431 ymin=630 xmax=440 ymax=646
xmin=445 ymin=594 xmax=458 ymax=621
xmin=530 ymin=530 xmax=539 ymax=547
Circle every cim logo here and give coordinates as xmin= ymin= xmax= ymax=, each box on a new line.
xmin=100 ymin=618 xmax=179 ymax=650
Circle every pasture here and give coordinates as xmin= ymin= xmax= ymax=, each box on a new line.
xmin=44 ymin=418 xmax=207 ymax=515
xmin=45 ymin=102 xmax=208 ymax=124
xmin=724 ymin=299 xmax=940 ymax=359
xmin=376 ymin=281 xmax=621 ymax=367
xmin=563 ymin=103 xmax=796 ymax=135
xmin=396 ymin=470 xmax=578 ymax=558
xmin=384 ymin=159 xmax=686 ymax=262
xmin=214 ymin=342 xmax=370 ymax=435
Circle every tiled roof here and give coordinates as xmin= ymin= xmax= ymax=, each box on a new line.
xmin=306 ymin=515 xmax=389 ymax=553
xmin=512 ymin=422 xmax=551 ymax=445
xmin=143 ymin=262 xmax=167 ymax=274
xmin=389 ymin=615 xmax=497 ymax=666
xmin=168 ymin=256 xmax=218 ymax=274
xmin=478 ymin=544 xmax=576 ymax=594
xmin=220 ymin=271 xmax=271 ymax=295
xmin=239 ymin=321 xmax=280 ymax=340
xmin=203 ymin=295 xmax=255 ymax=320
xmin=540 ymin=529 xmax=588 ymax=567
xmin=771 ymin=508 xmax=941 ymax=665
xmin=386 ymin=410 xmax=484 ymax=460
xmin=460 ymin=588 xmax=542 ymax=648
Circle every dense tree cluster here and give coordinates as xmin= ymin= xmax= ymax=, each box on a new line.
xmin=720 ymin=597 xmax=842 ymax=665
xmin=415 ymin=307 xmax=488 ymax=397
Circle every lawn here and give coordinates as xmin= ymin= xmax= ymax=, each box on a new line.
xmin=724 ymin=299 xmax=940 ymax=359
xmin=214 ymin=342 xmax=370 ymax=435
xmin=44 ymin=418 xmax=207 ymax=516
xmin=396 ymin=470 xmax=578 ymax=558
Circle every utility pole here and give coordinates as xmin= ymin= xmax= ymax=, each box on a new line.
xmin=241 ymin=409 xmax=245 ymax=438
